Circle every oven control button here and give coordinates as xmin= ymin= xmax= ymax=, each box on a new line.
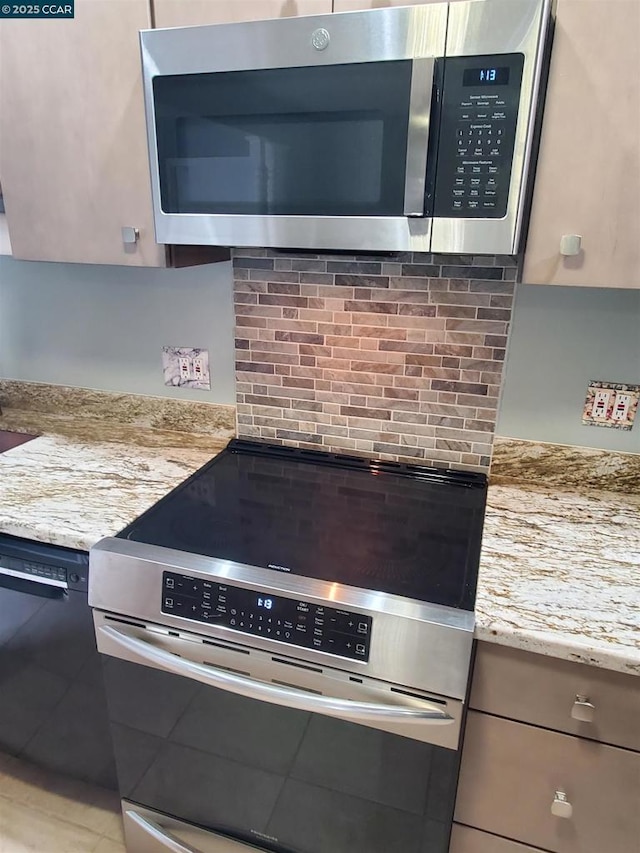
xmin=356 ymin=644 xmax=366 ymax=655
xmin=357 ymin=622 xmax=368 ymax=634
xmin=165 ymin=578 xmax=174 ymax=589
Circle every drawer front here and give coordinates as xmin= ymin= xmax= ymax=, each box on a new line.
xmin=450 ymin=824 xmax=544 ymax=852
xmin=471 ymin=642 xmax=640 ymax=751
xmin=455 ymin=712 xmax=640 ymax=853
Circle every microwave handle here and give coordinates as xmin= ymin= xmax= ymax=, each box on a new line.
xmin=404 ymin=57 xmax=436 ymax=218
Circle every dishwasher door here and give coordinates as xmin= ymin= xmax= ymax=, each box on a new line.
xmin=0 ymin=534 xmax=117 ymax=788
xmin=97 ymin=611 xmax=464 ymax=853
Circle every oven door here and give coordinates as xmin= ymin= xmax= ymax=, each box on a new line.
xmin=140 ymin=5 xmax=448 ymax=252
xmin=96 ymin=611 xmax=464 ymax=853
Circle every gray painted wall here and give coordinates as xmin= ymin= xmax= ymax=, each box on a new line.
xmin=497 ymin=284 xmax=640 ymax=452
xmin=0 ymin=256 xmax=236 ymax=405
xmin=1 ymin=256 xmax=638 ymax=452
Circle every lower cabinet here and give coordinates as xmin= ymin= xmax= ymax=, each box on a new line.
xmin=454 ymin=643 xmax=640 ymax=853
xmin=455 ymin=712 xmax=639 ymax=853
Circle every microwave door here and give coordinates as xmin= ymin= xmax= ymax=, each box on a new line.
xmin=404 ymin=57 xmax=435 ymax=218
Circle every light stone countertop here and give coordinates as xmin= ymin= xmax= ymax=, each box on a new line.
xmin=0 ymin=382 xmax=234 ymax=550
xmin=1 ymin=384 xmax=638 ymax=676
xmin=477 ymin=439 xmax=640 ymax=676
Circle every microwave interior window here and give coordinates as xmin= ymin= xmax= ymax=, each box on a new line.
xmin=153 ymin=62 xmax=413 ymax=217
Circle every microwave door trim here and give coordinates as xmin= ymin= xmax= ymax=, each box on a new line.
xmin=404 ymin=58 xmax=435 ymax=217
xmin=140 ymin=4 xmax=448 ymax=252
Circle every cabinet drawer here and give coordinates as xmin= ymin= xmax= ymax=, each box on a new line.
xmin=471 ymin=642 xmax=640 ymax=751
xmin=450 ymin=824 xmax=542 ymax=853
xmin=455 ymin=712 xmax=640 ymax=853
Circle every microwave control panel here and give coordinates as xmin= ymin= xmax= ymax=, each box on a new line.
xmin=161 ymin=571 xmax=372 ymax=662
xmin=433 ymin=53 xmax=525 ymax=219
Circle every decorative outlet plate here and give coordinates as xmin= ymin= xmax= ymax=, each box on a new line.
xmin=582 ymin=380 xmax=639 ymax=431
xmin=162 ymin=346 xmax=211 ymax=390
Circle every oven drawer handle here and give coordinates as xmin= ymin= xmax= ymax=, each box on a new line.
xmin=125 ymin=809 xmax=199 ymax=852
xmin=100 ymin=625 xmax=454 ymax=725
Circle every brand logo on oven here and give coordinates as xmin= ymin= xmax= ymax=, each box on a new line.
xmin=268 ymin=563 xmax=291 ymax=572
xmin=252 ymin=829 xmax=279 ymax=844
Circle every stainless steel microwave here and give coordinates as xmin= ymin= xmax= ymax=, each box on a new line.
xmin=140 ymin=0 xmax=553 ymax=255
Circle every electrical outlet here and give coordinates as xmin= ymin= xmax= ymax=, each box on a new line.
xmin=179 ymin=357 xmax=191 ymax=382
xmin=611 ymin=392 xmax=633 ymax=423
xmin=162 ymin=346 xmax=211 ymax=390
xmin=583 ymin=380 xmax=639 ymax=430
xmin=591 ymin=389 xmax=612 ymax=420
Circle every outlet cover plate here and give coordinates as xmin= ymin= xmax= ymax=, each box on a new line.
xmin=582 ymin=380 xmax=639 ymax=430
xmin=162 ymin=346 xmax=211 ymax=390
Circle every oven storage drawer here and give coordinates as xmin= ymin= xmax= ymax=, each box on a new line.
xmin=455 ymin=712 xmax=640 ymax=853
xmin=470 ymin=642 xmax=640 ymax=751
xmin=449 ymin=824 xmax=542 ymax=853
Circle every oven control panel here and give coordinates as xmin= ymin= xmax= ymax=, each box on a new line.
xmin=433 ymin=53 xmax=525 ymax=219
xmin=161 ymin=571 xmax=372 ymax=662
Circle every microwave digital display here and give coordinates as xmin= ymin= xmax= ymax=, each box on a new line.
xmin=463 ymin=66 xmax=510 ymax=86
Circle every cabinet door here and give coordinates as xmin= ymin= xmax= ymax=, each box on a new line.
xmin=470 ymin=642 xmax=640 ymax=752
xmin=0 ymin=1 xmax=166 ymax=267
xmin=522 ymin=0 xmax=640 ymax=288
xmin=153 ymin=0 xmax=331 ymax=29
xmin=455 ymin=712 xmax=640 ymax=853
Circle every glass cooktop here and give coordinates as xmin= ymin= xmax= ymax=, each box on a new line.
xmin=118 ymin=440 xmax=488 ymax=611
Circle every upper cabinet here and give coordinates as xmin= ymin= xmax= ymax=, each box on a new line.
xmin=153 ymin=0 xmax=331 ymax=28
xmin=522 ymin=0 xmax=640 ymax=289
xmin=0 ymin=0 xmax=166 ymax=267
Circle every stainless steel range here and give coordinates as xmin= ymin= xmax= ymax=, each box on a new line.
xmin=89 ymin=439 xmax=487 ymax=853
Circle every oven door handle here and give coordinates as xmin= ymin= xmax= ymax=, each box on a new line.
xmin=404 ymin=56 xmax=435 ymax=217
xmin=99 ymin=624 xmax=454 ymax=725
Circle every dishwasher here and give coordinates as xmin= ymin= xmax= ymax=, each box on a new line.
xmin=0 ymin=533 xmax=117 ymax=788
xmin=90 ymin=439 xmax=487 ymax=852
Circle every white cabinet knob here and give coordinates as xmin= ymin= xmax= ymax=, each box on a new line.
xmin=560 ymin=234 xmax=582 ymax=256
xmin=571 ymin=694 xmax=595 ymax=723
xmin=121 ymin=226 xmax=140 ymax=245
xmin=551 ymin=790 xmax=573 ymax=819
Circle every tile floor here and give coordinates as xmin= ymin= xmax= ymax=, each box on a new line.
xmin=0 ymin=752 xmax=124 ymax=852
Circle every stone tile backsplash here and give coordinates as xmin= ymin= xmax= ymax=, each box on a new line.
xmin=233 ymin=250 xmax=517 ymax=472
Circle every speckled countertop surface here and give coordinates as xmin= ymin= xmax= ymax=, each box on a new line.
xmin=0 ymin=382 xmax=234 ymax=550
xmin=478 ymin=439 xmax=640 ymax=676
xmin=1 ymin=382 xmax=638 ymax=676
